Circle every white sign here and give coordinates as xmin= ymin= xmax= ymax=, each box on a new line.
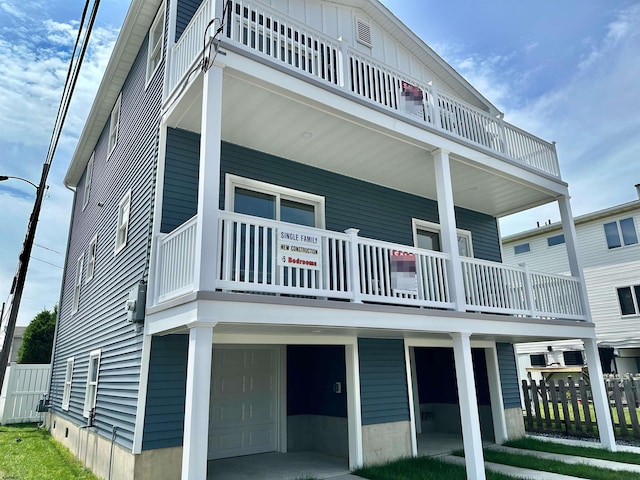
xmin=277 ymin=228 xmax=322 ymax=270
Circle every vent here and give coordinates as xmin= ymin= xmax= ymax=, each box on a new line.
xmin=355 ymin=17 xmax=372 ymax=47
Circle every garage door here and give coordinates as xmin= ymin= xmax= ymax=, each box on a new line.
xmin=209 ymin=347 xmax=279 ymax=459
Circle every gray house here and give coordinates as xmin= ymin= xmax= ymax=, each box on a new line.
xmin=48 ymin=0 xmax=615 ymax=479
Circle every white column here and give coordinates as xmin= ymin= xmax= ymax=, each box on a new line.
xmin=345 ymin=229 xmax=363 ymax=303
xmin=451 ymin=333 xmax=486 ymax=480
xmin=433 ymin=149 xmax=466 ymax=311
xmin=194 ymin=65 xmax=224 ymax=292
xmin=181 ymin=325 xmax=215 ymax=479
xmin=485 ymin=346 xmax=508 ymax=444
xmin=558 ymin=195 xmax=591 ymax=319
xmin=583 ymin=337 xmax=617 ymax=451
xmin=404 ymin=344 xmax=418 ymax=456
xmin=345 ymin=342 xmax=363 ymax=469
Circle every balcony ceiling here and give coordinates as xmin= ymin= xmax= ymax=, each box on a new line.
xmin=167 ymin=70 xmax=559 ymax=218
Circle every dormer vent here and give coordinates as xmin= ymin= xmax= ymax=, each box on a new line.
xmin=355 ymin=17 xmax=372 ymax=47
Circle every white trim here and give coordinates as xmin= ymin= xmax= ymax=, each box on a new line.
xmin=82 ymin=152 xmax=94 ymax=210
xmin=603 ymin=216 xmax=639 ymax=249
xmin=147 ymin=122 xmax=167 ymax=307
xmin=145 ymin=4 xmax=165 ymax=87
xmin=409 ymin=346 xmax=421 ymax=435
xmin=412 ymin=218 xmax=474 ymax=257
xmin=115 ymin=189 xmax=132 ymax=254
xmin=345 ymin=342 xmax=363 ymax=469
xmin=86 ymin=234 xmax=98 ymax=282
xmin=71 ymin=255 xmax=84 ymax=314
xmin=485 ymin=344 xmax=508 ymax=443
xmin=404 ymin=343 xmax=418 ymax=456
xmin=83 ymin=349 xmax=102 ymax=418
xmin=279 ymin=345 xmax=287 ymax=453
xmin=61 ymin=357 xmax=74 ymax=411
xmin=225 ymin=174 xmax=326 ymax=229
xmin=107 ymin=93 xmax=121 ymax=157
xmin=132 ymin=334 xmax=153 ymax=454
xmin=616 ymin=284 xmax=640 ymax=316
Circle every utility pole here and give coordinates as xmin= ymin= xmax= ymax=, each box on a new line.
xmin=0 ymin=163 xmax=50 ymax=390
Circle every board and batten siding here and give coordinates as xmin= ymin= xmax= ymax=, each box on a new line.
xmin=141 ymin=335 xmax=189 ymax=450
xmin=358 ymin=338 xmax=410 ymax=425
xmin=496 ymin=343 xmax=521 ymax=409
xmin=160 ymin=135 xmax=502 ymax=262
xmin=50 ymin=33 xmax=163 ymax=450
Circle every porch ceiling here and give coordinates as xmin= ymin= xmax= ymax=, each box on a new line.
xmin=167 ymin=70 xmax=557 ymax=218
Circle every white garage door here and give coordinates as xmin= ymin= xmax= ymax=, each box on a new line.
xmin=209 ymin=347 xmax=280 ymax=459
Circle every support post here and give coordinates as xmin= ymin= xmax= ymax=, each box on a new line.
xmin=583 ymin=337 xmax=616 ymax=451
xmin=451 ymin=333 xmax=486 ymax=480
xmin=194 ymin=65 xmax=224 ymax=292
xmin=345 ymin=229 xmax=363 ymax=303
xmin=345 ymin=342 xmax=363 ymax=469
xmin=181 ymin=324 xmax=215 ymax=479
xmin=433 ymin=149 xmax=466 ymax=311
xmin=485 ymin=345 xmax=508 ymax=444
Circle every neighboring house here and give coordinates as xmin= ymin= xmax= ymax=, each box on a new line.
xmin=8 ymin=326 xmax=24 ymax=365
xmin=502 ymin=189 xmax=640 ymax=381
xmin=47 ymin=1 xmax=615 ymax=479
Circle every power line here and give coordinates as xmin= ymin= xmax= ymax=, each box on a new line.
xmin=30 ymin=257 xmax=63 ymax=269
xmin=34 ymin=243 xmax=65 ymax=257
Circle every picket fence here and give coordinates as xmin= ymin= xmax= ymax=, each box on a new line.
xmin=522 ymin=375 xmax=640 ymax=438
xmin=0 ymin=364 xmax=50 ymax=425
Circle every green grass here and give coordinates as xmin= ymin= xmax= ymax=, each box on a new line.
xmin=0 ymin=423 xmax=99 ymax=480
xmin=506 ymin=437 xmax=640 ymax=465
xmin=480 ymin=448 xmax=640 ymax=480
xmin=354 ymin=456 xmax=519 ymax=480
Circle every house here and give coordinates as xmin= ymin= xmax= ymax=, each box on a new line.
xmin=47 ymin=0 xmax=616 ymax=479
xmin=502 ymin=187 xmax=640 ymax=381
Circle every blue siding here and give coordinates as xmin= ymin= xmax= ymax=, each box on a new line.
xmin=496 ymin=342 xmax=522 ymax=408
xmin=287 ymin=345 xmax=347 ymax=417
xmin=49 ymin=31 xmax=163 ymax=450
xmin=142 ymin=335 xmax=188 ymax=450
xmin=161 ymin=128 xmax=200 ymax=232
xmin=175 ymin=0 xmax=204 ymax=41
xmin=358 ymin=338 xmax=409 ymax=425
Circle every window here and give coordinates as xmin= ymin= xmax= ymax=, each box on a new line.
xmin=547 ymin=234 xmax=565 ymax=247
xmin=617 ymin=285 xmax=640 ymax=316
xmin=82 ymin=153 xmax=94 ymax=209
xmin=563 ymin=350 xmax=584 ymax=366
xmin=514 ymin=243 xmax=530 ymax=255
xmin=412 ymin=219 xmax=473 ymax=257
xmin=226 ymin=175 xmax=324 ymax=227
xmin=62 ymin=358 xmax=74 ymax=411
xmin=108 ymin=94 xmax=121 ymax=155
xmin=115 ymin=191 xmax=131 ymax=253
xmin=72 ymin=255 xmax=83 ymax=313
xmin=146 ymin=7 xmax=164 ymax=83
xmin=530 ymin=354 xmax=546 ymax=367
xmin=83 ymin=350 xmax=101 ymax=418
xmin=604 ymin=218 xmax=638 ymax=249
xmin=86 ymin=235 xmax=97 ymax=281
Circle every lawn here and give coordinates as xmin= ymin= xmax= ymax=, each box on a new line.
xmin=0 ymin=423 xmax=99 ymax=480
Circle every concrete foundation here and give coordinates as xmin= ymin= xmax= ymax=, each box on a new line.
xmin=48 ymin=412 xmax=183 ymax=480
xmin=504 ymin=407 xmax=525 ymax=440
xmin=287 ymin=415 xmax=348 ymax=458
xmin=362 ymin=420 xmax=412 ymax=466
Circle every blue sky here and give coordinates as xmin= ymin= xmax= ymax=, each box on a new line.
xmin=1 ymin=0 xmax=639 ymax=327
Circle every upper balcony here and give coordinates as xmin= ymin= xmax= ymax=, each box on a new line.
xmin=166 ymin=0 xmax=560 ymax=187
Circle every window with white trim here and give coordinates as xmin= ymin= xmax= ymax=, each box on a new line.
xmin=530 ymin=354 xmax=546 ymax=367
xmin=226 ymin=175 xmax=325 ymax=228
xmin=412 ymin=219 xmax=473 ymax=257
xmin=72 ymin=255 xmax=83 ymax=313
xmin=115 ymin=191 xmax=131 ymax=253
xmin=108 ymin=94 xmax=121 ymax=155
xmin=514 ymin=243 xmax=530 ymax=254
xmin=83 ymin=350 xmax=101 ymax=418
xmin=82 ymin=153 xmax=94 ymax=209
xmin=547 ymin=234 xmax=565 ymax=247
xmin=86 ymin=235 xmax=97 ymax=281
xmin=604 ymin=218 xmax=638 ymax=249
xmin=62 ymin=357 xmax=74 ymax=411
xmin=146 ymin=7 xmax=165 ymax=83
xmin=618 ymin=285 xmax=640 ymax=316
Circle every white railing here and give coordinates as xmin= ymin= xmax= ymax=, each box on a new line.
xmin=156 ymin=216 xmax=198 ymax=302
xmin=503 ymin=123 xmax=559 ymax=176
xmin=153 ymin=213 xmax=586 ymax=322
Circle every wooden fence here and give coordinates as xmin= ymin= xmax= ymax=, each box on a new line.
xmin=522 ymin=375 xmax=640 ymax=438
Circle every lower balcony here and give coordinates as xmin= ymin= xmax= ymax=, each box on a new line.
xmin=151 ymin=212 xmax=586 ymax=321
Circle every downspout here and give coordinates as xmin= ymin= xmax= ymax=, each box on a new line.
xmin=45 ymin=184 xmax=76 ymax=430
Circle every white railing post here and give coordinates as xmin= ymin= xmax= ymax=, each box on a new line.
xmin=519 ymin=263 xmax=536 ymax=318
xmin=338 ymin=38 xmax=347 ymax=89
xmin=345 ymin=228 xmax=363 ymax=303
xmin=428 ymin=82 xmax=442 ymax=129
xmin=497 ymin=112 xmax=507 ymax=154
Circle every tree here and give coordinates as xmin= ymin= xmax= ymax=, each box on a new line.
xmin=17 ymin=306 xmax=57 ymax=364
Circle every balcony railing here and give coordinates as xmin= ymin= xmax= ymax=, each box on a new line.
xmin=152 ymin=213 xmax=586 ymax=322
xmin=166 ymin=0 xmax=560 ymax=178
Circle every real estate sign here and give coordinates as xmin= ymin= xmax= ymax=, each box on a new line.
xmin=390 ymin=249 xmax=418 ymax=294
xmin=277 ymin=228 xmax=322 ymax=270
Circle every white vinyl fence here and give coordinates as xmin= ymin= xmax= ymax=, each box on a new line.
xmin=0 ymin=364 xmax=50 ymax=424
